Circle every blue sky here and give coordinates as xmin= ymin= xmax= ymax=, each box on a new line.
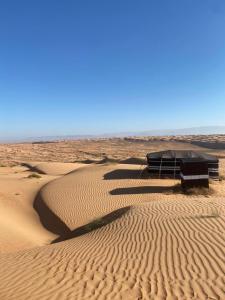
xmin=1 ymin=0 xmax=225 ymax=139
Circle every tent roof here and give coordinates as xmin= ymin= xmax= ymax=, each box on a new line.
xmin=146 ymin=150 xmax=218 ymax=162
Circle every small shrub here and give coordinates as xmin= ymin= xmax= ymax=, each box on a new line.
xmin=0 ymin=163 xmax=6 ymax=167
xmin=97 ymin=156 xmax=119 ymax=165
xmin=171 ymin=183 xmax=214 ymax=196
xmin=27 ymin=173 xmax=42 ymax=179
xmin=184 ymin=187 xmax=214 ymax=196
xmin=195 ymin=207 xmax=220 ymax=219
xmin=84 ymin=218 xmax=106 ymax=231
xmin=219 ymin=175 xmax=225 ymax=182
xmin=210 ymin=208 xmax=220 ymax=218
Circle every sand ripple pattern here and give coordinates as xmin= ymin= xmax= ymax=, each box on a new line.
xmin=40 ymin=164 xmax=189 ymax=229
xmin=0 ymin=164 xmax=224 ymax=299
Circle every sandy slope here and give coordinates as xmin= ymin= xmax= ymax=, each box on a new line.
xmin=0 ymin=165 xmax=56 ymax=253
xmin=0 ymin=162 xmax=83 ymax=253
xmin=0 ymin=162 xmax=224 ymax=299
xmin=0 ymin=199 xmax=224 ymax=299
xmin=38 ymin=163 xmax=225 ymax=229
xmin=39 ymin=164 xmax=189 ymax=231
xmin=24 ymin=162 xmax=85 ymax=175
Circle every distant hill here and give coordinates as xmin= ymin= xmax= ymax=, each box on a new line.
xmin=124 ymin=126 xmax=225 ymax=137
xmin=1 ymin=126 xmax=225 ymax=143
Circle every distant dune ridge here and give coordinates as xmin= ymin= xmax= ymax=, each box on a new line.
xmin=1 ymin=134 xmax=225 ymax=168
xmin=0 ymin=158 xmax=225 ymax=299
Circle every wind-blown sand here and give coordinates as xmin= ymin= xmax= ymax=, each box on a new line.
xmin=0 ymin=161 xmax=224 ymax=299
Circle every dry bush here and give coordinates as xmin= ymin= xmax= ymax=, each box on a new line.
xmin=27 ymin=173 xmax=42 ymax=179
xmin=184 ymin=186 xmax=214 ymax=196
xmin=219 ymin=174 xmax=225 ymax=181
xmin=172 ymin=183 xmax=214 ymax=196
xmin=84 ymin=218 xmax=107 ymax=231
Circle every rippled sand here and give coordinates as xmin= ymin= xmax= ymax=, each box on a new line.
xmin=0 ymin=161 xmax=224 ymax=299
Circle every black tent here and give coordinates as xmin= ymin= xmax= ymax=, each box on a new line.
xmin=146 ymin=150 xmax=219 ymax=180
xmin=180 ymin=158 xmax=209 ymax=189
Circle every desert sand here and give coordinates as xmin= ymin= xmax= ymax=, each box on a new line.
xmin=1 ymin=135 xmax=225 ymax=165
xmin=0 ymin=137 xmax=225 ymax=299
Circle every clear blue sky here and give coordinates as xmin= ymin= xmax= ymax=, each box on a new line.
xmin=1 ymin=0 xmax=225 ymax=139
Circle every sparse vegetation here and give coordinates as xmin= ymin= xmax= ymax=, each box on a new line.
xmin=184 ymin=186 xmax=214 ymax=196
xmin=0 ymin=163 xmax=6 ymax=167
xmin=52 ymin=206 xmax=131 ymax=243
xmin=219 ymin=174 xmax=225 ymax=181
xmin=195 ymin=206 xmax=220 ymax=219
xmin=210 ymin=208 xmax=220 ymax=218
xmin=97 ymin=156 xmax=119 ymax=164
xmin=84 ymin=217 xmax=107 ymax=231
xmin=27 ymin=173 xmax=42 ymax=179
xmin=171 ymin=183 xmax=215 ymax=196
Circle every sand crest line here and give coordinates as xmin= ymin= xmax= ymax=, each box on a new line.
xmin=0 ymin=161 xmax=224 ymax=299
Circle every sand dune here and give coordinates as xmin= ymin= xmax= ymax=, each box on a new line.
xmin=2 ymin=135 xmax=225 ymax=165
xmin=23 ymin=162 xmax=84 ymax=175
xmin=0 ymin=199 xmax=224 ymax=299
xmin=38 ymin=164 xmax=180 ymax=230
xmin=0 ymin=162 xmax=86 ymax=253
xmin=0 ymin=166 xmax=58 ymax=253
xmin=0 ymin=161 xmax=224 ymax=299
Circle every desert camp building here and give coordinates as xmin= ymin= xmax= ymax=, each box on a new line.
xmin=146 ymin=150 xmax=219 ymax=181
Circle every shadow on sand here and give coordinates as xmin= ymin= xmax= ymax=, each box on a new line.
xmin=104 ymin=169 xmax=147 ymax=180
xmin=34 ymin=191 xmax=71 ymax=237
xmin=110 ymin=186 xmax=172 ymax=195
xmin=190 ymin=141 xmax=225 ymax=150
xmin=34 ymin=190 xmax=130 ymax=243
xmin=21 ymin=163 xmax=45 ymax=174
xmin=52 ymin=206 xmax=131 ymax=244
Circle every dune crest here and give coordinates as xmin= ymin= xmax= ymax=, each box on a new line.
xmin=0 ymin=162 xmax=224 ymax=299
xmin=0 ymin=199 xmax=224 ymax=299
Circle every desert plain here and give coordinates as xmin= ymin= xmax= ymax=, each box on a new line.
xmin=0 ymin=135 xmax=224 ymax=300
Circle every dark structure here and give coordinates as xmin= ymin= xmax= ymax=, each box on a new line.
xmin=180 ymin=158 xmax=209 ymax=189
xmin=146 ymin=150 xmax=219 ymax=180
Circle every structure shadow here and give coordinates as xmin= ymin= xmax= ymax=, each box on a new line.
xmin=104 ymin=169 xmax=146 ymax=180
xmin=119 ymin=158 xmax=146 ymax=165
xmin=191 ymin=141 xmax=225 ymax=150
xmin=52 ymin=206 xmax=131 ymax=244
xmin=21 ymin=163 xmax=45 ymax=174
xmin=34 ymin=191 xmax=71 ymax=237
xmin=110 ymin=186 xmax=172 ymax=195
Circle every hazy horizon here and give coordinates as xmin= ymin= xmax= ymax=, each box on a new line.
xmin=1 ymin=125 xmax=225 ymax=143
